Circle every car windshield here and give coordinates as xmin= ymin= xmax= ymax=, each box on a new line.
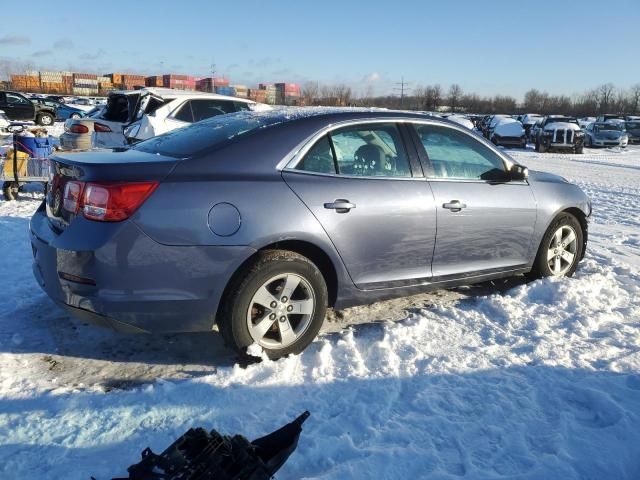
xmin=594 ymin=123 xmax=623 ymax=132
xmin=625 ymin=121 xmax=640 ymax=129
xmin=133 ymin=111 xmax=289 ymax=157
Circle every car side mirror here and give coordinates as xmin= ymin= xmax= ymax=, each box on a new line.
xmin=510 ymin=164 xmax=528 ymax=181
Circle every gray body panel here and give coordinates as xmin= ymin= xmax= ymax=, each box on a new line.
xmin=429 ymin=180 xmax=537 ymax=276
xmin=30 ymin=109 xmax=591 ymax=333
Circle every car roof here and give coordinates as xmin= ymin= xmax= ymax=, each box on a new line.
xmin=109 ymin=87 xmax=255 ymax=103
xmin=218 ymin=106 xmax=466 ymax=126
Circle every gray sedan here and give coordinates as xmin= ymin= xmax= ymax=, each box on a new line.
xmin=31 ymin=109 xmax=591 ymax=358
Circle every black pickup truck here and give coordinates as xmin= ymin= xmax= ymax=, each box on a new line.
xmin=0 ymin=90 xmax=56 ymax=126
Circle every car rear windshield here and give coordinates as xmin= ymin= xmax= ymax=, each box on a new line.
xmin=132 ymin=111 xmax=286 ymax=157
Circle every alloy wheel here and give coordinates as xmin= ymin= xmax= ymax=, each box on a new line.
xmin=546 ymin=225 xmax=578 ymax=276
xmin=246 ymin=273 xmax=315 ymax=350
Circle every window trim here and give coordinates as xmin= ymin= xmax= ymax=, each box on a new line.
xmin=172 ymin=100 xmax=194 ymax=123
xmin=406 ymin=121 xmax=528 ymax=184
xmin=284 ymin=120 xmax=425 ymax=180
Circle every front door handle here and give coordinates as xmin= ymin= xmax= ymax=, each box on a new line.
xmin=442 ymin=200 xmax=467 ymax=212
xmin=324 ymin=199 xmax=356 ymax=213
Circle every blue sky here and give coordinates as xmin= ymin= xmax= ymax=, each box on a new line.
xmin=0 ymin=0 xmax=638 ymax=99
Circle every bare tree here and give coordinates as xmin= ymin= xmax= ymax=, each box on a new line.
xmin=448 ymin=84 xmax=463 ymax=112
xmin=302 ymin=81 xmax=319 ymax=106
xmin=597 ymin=83 xmax=616 ymax=113
xmin=628 ymin=84 xmax=640 ymax=114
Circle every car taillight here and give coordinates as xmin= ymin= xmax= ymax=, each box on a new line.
xmin=82 ymin=182 xmax=158 ymax=221
xmin=93 ymin=123 xmax=112 ymax=133
xmin=68 ymin=124 xmax=89 ymax=134
xmin=63 ymin=181 xmax=84 ymax=213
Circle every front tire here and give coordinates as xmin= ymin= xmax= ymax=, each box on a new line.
xmin=36 ymin=112 xmax=54 ymax=126
xmin=70 ymin=113 xmax=82 ymax=119
xmin=219 ymin=250 xmax=328 ymax=359
xmin=529 ymin=213 xmax=583 ymax=278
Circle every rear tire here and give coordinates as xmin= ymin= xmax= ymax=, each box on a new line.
xmin=536 ymin=140 xmax=547 ymax=153
xmin=218 ymin=250 xmax=328 ymax=359
xmin=528 ymin=213 xmax=583 ymax=279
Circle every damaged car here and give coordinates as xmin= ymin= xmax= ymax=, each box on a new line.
xmin=60 ymin=88 xmax=269 ymax=151
xmin=534 ymin=116 xmax=584 ymax=154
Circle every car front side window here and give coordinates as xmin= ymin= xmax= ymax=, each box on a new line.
xmin=414 ymin=124 xmax=507 ymax=181
xmin=7 ymin=93 xmax=29 ymax=105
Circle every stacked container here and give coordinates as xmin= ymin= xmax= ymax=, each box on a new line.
xmin=107 ymin=73 xmax=124 ymax=86
xmin=73 ymin=73 xmax=99 ymax=95
xmin=39 ymin=71 xmax=66 ymax=94
xmin=162 ymin=74 xmax=196 ymax=90
xmin=10 ymin=74 xmax=40 ymax=92
xmin=145 ymin=75 xmax=164 ymax=87
xmin=122 ymin=74 xmax=145 ymax=90
xmin=275 ymin=82 xmax=301 ymax=105
xmin=97 ymin=76 xmax=113 ymax=93
xmin=249 ymin=88 xmax=268 ymax=103
xmin=232 ymin=85 xmax=248 ymax=98
xmin=259 ymin=84 xmax=277 ymax=105
xmin=214 ymin=86 xmax=235 ymax=96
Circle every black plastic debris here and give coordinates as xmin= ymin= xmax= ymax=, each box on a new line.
xmin=104 ymin=411 xmax=310 ymax=480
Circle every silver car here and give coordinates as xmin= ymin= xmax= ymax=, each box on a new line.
xmin=584 ymin=121 xmax=629 ymax=147
xmin=31 ymin=109 xmax=591 ymax=358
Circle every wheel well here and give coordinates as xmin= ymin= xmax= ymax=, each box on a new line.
xmin=260 ymin=240 xmax=338 ymax=307
xmin=561 ymin=207 xmax=588 ymax=258
xmin=215 ymin=240 xmax=339 ymax=328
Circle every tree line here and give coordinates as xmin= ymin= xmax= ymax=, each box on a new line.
xmin=301 ymin=81 xmax=640 ymax=116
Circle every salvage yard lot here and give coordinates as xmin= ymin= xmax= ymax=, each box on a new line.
xmin=1 ymin=144 xmax=640 ymax=478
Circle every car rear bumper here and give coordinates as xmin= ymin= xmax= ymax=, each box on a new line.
xmin=30 ymin=203 xmax=256 ymax=333
xmin=59 ymin=132 xmax=92 ymax=151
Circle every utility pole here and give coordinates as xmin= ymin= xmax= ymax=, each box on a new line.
xmin=209 ymin=61 xmax=217 ymax=92
xmin=393 ymin=76 xmax=411 ymax=107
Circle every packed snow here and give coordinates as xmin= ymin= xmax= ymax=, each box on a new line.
xmin=1 ymin=133 xmax=640 ymax=478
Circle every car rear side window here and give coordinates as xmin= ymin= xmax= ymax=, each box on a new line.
xmin=413 ymin=124 xmax=506 ymax=180
xmin=190 ymin=100 xmax=236 ymax=122
xmin=296 ymin=123 xmax=412 ymax=178
xmin=174 ymin=101 xmax=194 ymax=122
xmin=296 ymin=135 xmax=336 ymax=174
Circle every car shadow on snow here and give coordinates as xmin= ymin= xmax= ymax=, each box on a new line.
xmin=0 ymin=365 xmax=639 ymax=479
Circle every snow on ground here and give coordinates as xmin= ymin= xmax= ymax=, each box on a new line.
xmin=1 ymin=144 xmax=640 ymax=479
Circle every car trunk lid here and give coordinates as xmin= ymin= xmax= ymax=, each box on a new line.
xmin=46 ymin=149 xmax=179 ymax=231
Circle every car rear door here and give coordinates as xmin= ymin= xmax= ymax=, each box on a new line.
xmin=283 ymin=122 xmax=437 ymax=289
xmin=409 ymin=122 xmax=537 ymax=278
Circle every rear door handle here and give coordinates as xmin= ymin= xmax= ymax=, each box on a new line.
xmin=442 ymin=200 xmax=467 ymax=212
xmin=324 ymin=199 xmax=356 ymax=213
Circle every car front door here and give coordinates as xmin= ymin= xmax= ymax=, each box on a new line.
xmin=410 ymin=122 xmax=537 ymax=278
xmin=3 ymin=92 xmax=35 ymax=120
xmin=283 ymin=122 xmax=437 ymax=289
